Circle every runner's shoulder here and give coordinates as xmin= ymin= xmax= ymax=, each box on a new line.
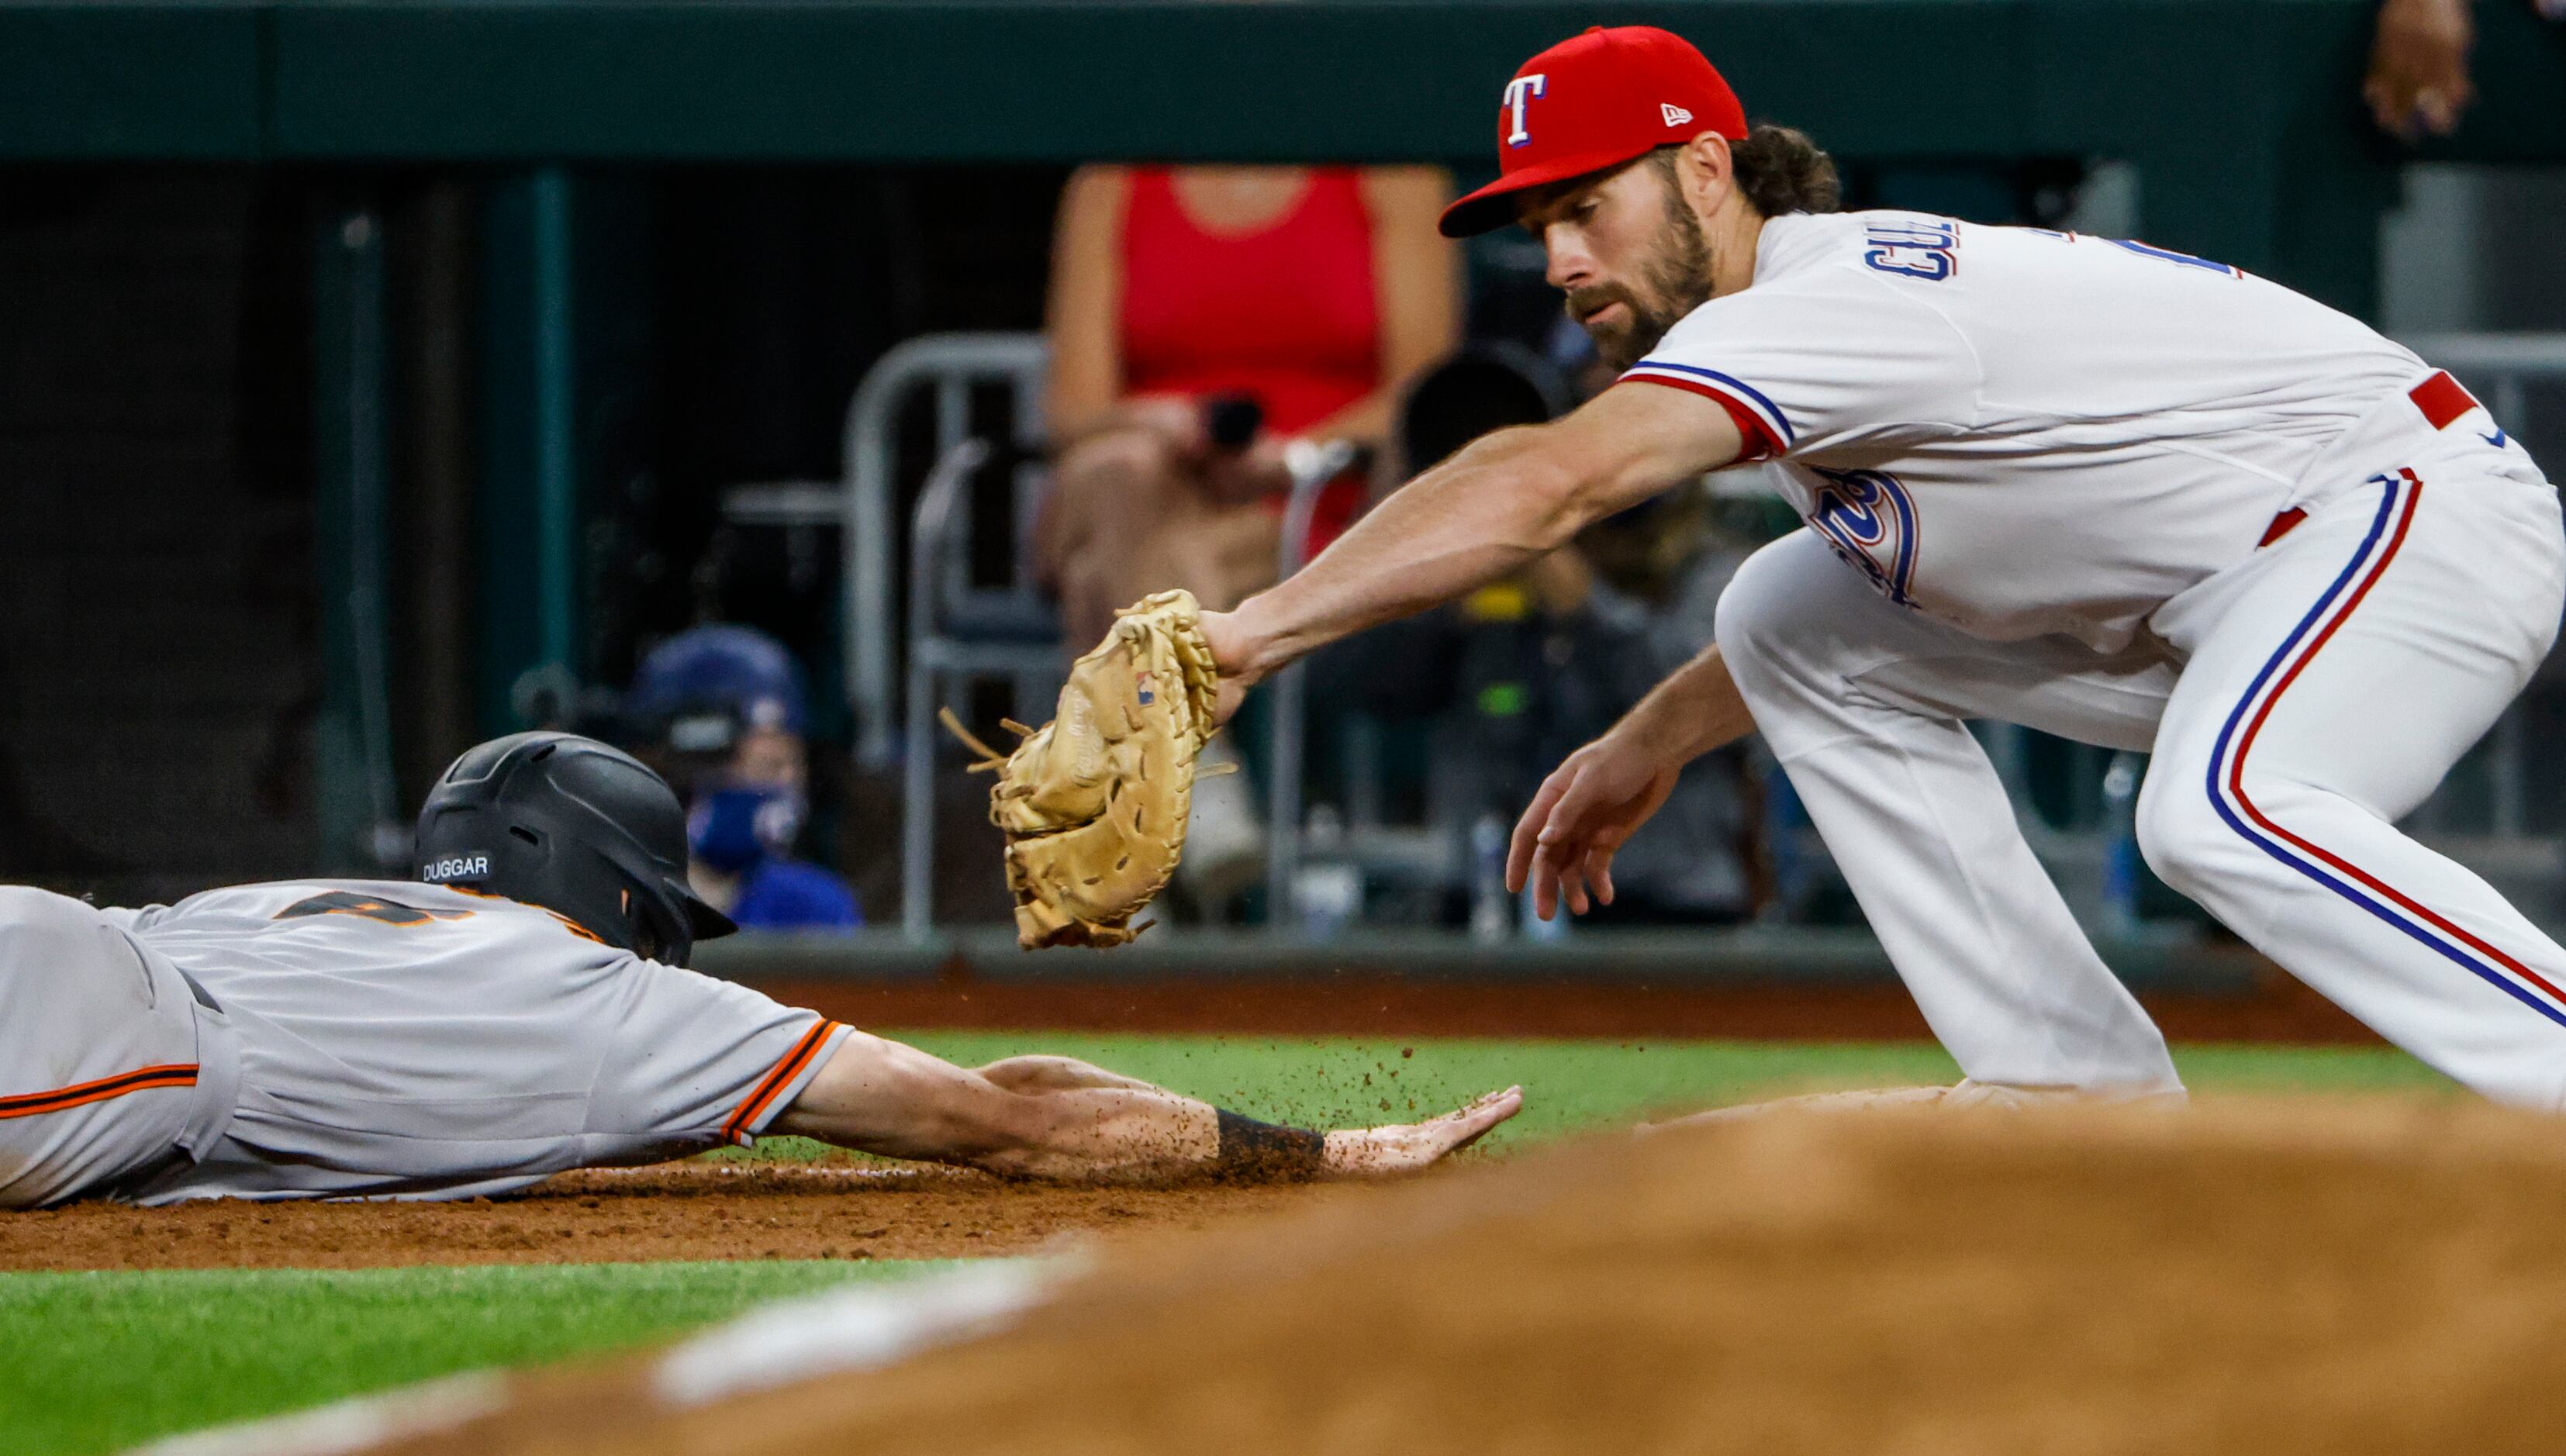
xmin=118 ymin=878 xmax=551 ymax=931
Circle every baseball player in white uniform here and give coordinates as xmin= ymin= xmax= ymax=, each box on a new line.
xmin=1201 ymin=26 xmax=2566 ymax=1108
xmin=0 ymin=733 xmax=1517 ymax=1208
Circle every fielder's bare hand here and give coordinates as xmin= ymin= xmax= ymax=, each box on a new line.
xmin=1507 ymin=728 xmax=1682 ymax=921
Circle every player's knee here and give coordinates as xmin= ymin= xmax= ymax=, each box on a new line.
xmin=1713 ymin=530 xmax=1884 ymax=688
xmin=1710 ymin=535 xmax=1809 ymax=671
xmin=2132 ymin=768 xmax=2226 ymax=900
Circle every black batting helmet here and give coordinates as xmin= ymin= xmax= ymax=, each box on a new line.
xmin=413 ymin=732 xmax=737 ymax=964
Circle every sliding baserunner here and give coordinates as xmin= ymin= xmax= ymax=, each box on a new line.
xmin=0 ymin=733 xmax=1517 ymax=1207
xmin=1200 ymin=26 xmax=2566 ymax=1107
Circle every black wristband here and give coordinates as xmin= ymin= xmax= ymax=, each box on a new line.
xmin=1213 ymin=1108 xmax=1328 ymax=1182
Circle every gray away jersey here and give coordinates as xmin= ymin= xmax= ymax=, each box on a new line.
xmin=101 ymin=880 xmax=848 ymax=1203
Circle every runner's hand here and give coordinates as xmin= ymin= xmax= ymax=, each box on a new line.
xmin=1322 ymin=1087 xmax=1523 ymax=1175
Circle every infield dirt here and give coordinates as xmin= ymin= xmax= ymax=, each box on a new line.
xmin=372 ymin=1096 xmax=2566 ymax=1455
xmin=3 ymin=1161 xmax=1350 ymax=1271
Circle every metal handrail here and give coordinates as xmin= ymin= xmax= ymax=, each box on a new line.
xmin=844 ymin=332 xmax=1048 ymax=771
xmin=2402 ymin=333 xmax=2566 ymax=374
xmin=902 ymin=438 xmax=996 ymax=940
xmin=1264 ymin=439 xmax=1364 ymax=932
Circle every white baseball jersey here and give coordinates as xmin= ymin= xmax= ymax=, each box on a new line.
xmin=1621 ymin=210 xmax=2432 ymax=651
xmin=5 ymin=879 xmax=854 ymax=1204
xmin=1649 ymin=209 xmax=2566 ymax=1111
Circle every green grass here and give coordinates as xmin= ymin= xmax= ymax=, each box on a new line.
xmin=731 ymin=1032 xmax=2451 ymax=1163
xmin=0 ymin=1260 xmax=959 ymax=1456
xmin=2 ymin=1035 xmax=2454 ymax=1455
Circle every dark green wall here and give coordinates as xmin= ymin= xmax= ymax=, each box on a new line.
xmin=5 ymin=0 xmax=2564 ymax=317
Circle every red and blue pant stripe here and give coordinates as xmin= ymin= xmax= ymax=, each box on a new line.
xmin=2205 ymin=468 xmax=2566 ymax=1028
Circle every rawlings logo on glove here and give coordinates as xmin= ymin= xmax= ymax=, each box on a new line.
xmin=944 ymin=590 xmax=1229 ymax=949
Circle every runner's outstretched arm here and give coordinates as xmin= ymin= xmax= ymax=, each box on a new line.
xmin=772 ymin=1030 xmax=1521 ymax=1182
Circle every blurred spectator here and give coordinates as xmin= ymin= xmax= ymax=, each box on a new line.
xmin=1034 ymin=165 xmax=1461 ymax=650
xmin=1035 ymin=164 xmax=1460 ymax=910
xmin=626 ymin=625 xmax=862 ymax=933
xmin=2364 ymin=0 xmax=2566 ymax=138
xmin=2367 ymin=0 xmax=2476 ymax=137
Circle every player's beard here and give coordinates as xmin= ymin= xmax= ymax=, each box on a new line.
xmin=1564 ymin=188 xmax=1718 ymax=372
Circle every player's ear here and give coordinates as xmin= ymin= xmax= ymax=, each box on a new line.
xmin=1677 ymin=133 xmax=1739 ymax=213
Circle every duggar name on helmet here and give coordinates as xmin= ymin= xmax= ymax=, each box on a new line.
xmin=413 ymin=732 xmax=737 ymax=965
xmin=419 ymin=855 xmax=492 ymax=883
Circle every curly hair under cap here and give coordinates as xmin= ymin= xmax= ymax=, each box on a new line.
xmin=1653 ymin=124 xmax=1843 ymax=216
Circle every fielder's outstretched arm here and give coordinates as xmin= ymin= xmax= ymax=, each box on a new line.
xmin=771 ymin=1029 xmax=1521 ymax=1182
xmin=1201 ymin=381 xmax=1746 ymax=691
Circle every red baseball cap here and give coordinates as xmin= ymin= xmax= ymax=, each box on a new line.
xmin=1438 ymin=26 xmax=1749 ymax=239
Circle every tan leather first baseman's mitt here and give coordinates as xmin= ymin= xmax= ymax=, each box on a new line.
xmin=943 ymin=589 xmax=1228 ymax=949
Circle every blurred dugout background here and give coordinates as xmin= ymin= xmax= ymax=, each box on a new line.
xmin=2 ymin=0 xmax=2563 ymax=967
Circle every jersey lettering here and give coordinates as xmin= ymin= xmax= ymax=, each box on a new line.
xmin=1808 ymin=468 xmax=1921 ymax=606
xmin=275 ymin=892 xmax=475 ymax=927
xmin=1861 ymin=219 xmax=1959 ymax=281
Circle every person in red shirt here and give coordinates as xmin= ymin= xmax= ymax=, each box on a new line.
xmin=1035 ymin=165 xmax=1461 ymax=650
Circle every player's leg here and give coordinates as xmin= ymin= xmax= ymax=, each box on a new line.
xmin=1715 ymin=530 xmax=2184 ymax=1095
xmin=771 ymin=1029 xmax=1521 ymax=1180
xmin=0 ymin=887 xmax=237 ymax=1206
xmin=2137 ymin=459 xmax=2566 ymax=1106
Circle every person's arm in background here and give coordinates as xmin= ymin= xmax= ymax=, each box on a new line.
xmin=1043 ymin=166 xmax=1204 ymax=449
xmin=2366 ymin=0 xmax=2474 ymax=138
xmin=1295 ymin=167 xmax=1464 ymax=449
xmin=1041 ymin=165 xmax=1124 ymax=442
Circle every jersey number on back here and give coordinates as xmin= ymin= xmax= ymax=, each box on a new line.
xmin=2027 ymin=229 xmax=2242 ymax=278
xmin=275 ymin=892 xmax=475 ymax=926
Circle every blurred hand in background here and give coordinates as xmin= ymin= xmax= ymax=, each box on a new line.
xmin=2366 ymin=0 xmax=2474 ymax=139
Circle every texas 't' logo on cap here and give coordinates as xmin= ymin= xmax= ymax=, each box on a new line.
xmin=1440 ymin=26 xmax=1749 ymax=238
xmin=1504 ymin=73 xmax=1548 ymax=146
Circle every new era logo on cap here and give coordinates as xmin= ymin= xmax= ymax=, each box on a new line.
xmin=1662 ymin=103 xmax=1693 ymax=126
